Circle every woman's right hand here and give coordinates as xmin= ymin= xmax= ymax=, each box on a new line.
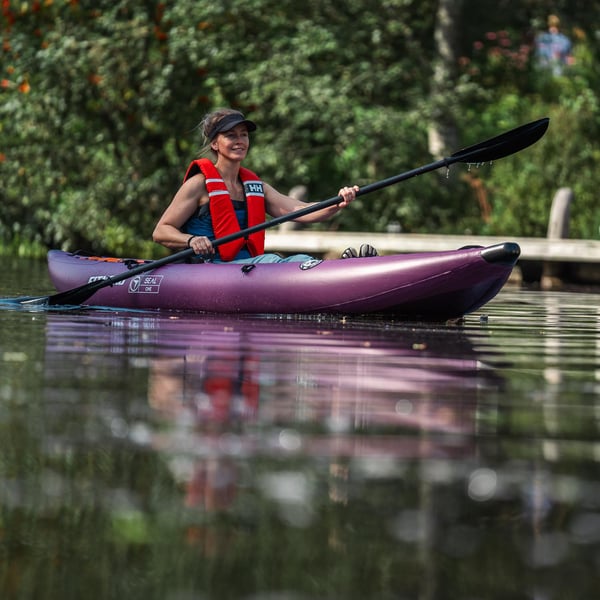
xmin=187 ymin=235 xmax=215 ymax=256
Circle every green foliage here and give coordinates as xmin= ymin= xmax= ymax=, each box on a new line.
xmin=1 ymin=0 xmax=599 ymax=258
xmin=457 ymin=2 xmax=600 ymax=239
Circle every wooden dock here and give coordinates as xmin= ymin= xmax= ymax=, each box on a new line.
xmin=266 ymin=230 xmax=600 ymax=263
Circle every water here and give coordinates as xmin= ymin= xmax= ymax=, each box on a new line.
xmin=1 ymin=258 xmax=599 ymax=599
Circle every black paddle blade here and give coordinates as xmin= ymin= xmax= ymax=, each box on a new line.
xmin=20 ymin=248 xmax=197 ymax=307
xmin=451 ymin=117 xmax=549 ymax=164
xmin=19 ymin=278 xmax=110 ymax=307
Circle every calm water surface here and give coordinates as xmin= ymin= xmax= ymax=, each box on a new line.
xmin=1 ymin=258 xmax=599 ymax=599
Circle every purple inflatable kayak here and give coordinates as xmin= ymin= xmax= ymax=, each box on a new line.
xmin=47 ymin=242 xmax=520 ymax=317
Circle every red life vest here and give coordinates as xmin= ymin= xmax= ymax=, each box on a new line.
xmin=183 ymin=158 xmax=266 ymax=261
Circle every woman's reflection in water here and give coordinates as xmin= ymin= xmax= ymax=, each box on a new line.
xmin=148 ymin=350 xmax=260 ymax=553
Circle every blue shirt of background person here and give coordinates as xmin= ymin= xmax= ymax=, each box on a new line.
xmin=535 ymin=14 xmax=574 ymax=76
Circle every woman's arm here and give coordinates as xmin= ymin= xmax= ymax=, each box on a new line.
xmin=152 ymin=174 xmax=214 ymax=255
xmin=264 ymin=183 xmax=358 ymax=223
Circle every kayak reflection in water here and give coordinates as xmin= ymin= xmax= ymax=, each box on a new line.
xmin=152 ymin=107 xmax=377 ymax=263
xmin=139 ymin=316 xmax=497 ymax=554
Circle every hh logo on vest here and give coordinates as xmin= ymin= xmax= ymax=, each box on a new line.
xmin=244 ymin=182 xmax=264 ymax=195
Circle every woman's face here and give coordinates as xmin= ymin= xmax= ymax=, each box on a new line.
xmin=212 ymin=124 xmax=250 ymax=159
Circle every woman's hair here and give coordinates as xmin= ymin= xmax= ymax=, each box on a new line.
xmin=196 ymin=108 xmax=244 ymax=157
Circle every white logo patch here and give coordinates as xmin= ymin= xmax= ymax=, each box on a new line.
xmin=299 ymin=259 xmax=322 ymax=270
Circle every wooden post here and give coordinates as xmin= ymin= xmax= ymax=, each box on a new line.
xmin=541 ymin=187 xmax=573 ymax=290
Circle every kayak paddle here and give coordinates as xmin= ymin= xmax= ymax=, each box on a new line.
xmin=21 ymin=116 xmax=549 ymax=307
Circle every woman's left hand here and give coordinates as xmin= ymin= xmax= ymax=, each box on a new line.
xmin=337 ymin=185 xmax=359 ymax=207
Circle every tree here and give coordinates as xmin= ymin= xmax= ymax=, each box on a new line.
xmin=1 ymin=0 xmax=445 ymax=255
xmin=428 ymin=0 xmax=463 ymax=159
xmin=1 ymin=0 xmax=599 ymax=257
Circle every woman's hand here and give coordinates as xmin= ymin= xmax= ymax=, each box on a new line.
xmin=187 ymin=235 xmax=215 ymax=256
xmin=337 ymin=185 xmax=360 ymax=208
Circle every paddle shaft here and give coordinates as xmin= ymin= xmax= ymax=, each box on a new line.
xmin=36 ymin=117 xmax=548 ymax=306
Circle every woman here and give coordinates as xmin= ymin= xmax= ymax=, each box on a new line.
xmin=153 ymin=108 xmax=376 ymax=263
